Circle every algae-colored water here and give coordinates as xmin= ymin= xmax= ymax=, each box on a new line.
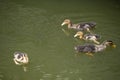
xmin=0 ymin=0 xmax=120 ymax=80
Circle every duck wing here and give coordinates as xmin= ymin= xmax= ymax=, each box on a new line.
xmin=74 ymin=45 xmax=85 ymax=52
xmin=83 ymin=46 xmax=95 ymax=53
xmin=80 ymin=22 xmax=96 ymax=28
xmin=75 ymin=44 xmax=95 ymax=53
xmin=74 ymin=22 xmax=96 ymax=31
xmin=83 ymin=34 xmax=92 ymax=40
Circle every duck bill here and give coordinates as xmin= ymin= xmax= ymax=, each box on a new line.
xmin=61 ymin=22 xmax=65 ymax=26
xmin=112 ymin=44 xmax=116 ymax=48
xmin=74 ymin=34 xmax=78 ymax=37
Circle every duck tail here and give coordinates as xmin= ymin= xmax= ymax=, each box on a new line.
xmin=88 ymin=22 xmax=96 ymax=28
xmin=95 ymin=34 xmax=101 ymax=39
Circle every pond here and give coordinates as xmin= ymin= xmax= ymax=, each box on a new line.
xmin=0 ymin=0 xmax=120 ymax=80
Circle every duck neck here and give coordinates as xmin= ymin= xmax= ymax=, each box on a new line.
xmin=101 ymin=41 xmax=108 ymax=47
xmin=80 ymin=35 xmax=83 ymax=39
xmin=68 ymin=22 xmax=73 ymax=28
xmin=95 ymin=43 xmax=107 ymax=52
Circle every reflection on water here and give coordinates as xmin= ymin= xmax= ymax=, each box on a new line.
xmin=0 ymin=0 xmax=120 ymax=80
xmin=0 ymin=72 xmax=4 ymax=80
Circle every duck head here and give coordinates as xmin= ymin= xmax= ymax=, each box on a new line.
xmin=61 ymin=19 xmax=71 ymax=26
xmin=103 ymin=40 xmax=116 ymax=48
xmin=74 ymin=31 xmax=83 ymax=39
xmin=14 ymin=52 xmax=24 ymax=61
xmin=14 ymin=52 xmax=29 ymax=65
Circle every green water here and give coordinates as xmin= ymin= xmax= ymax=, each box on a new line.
xmin=0 ymin=0 xmax=120 ymax=80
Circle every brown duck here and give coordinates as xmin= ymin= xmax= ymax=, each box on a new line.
xmin=61 ymin=19 xmax=96 ymax=32
xmin=74 ymin=31 xmax=101 ymax=44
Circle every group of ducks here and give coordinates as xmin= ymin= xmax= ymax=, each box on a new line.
xmin=61 ymin=19 xmax=116 ymax=56
xmin=13 ymin=19 xmax=116 ymax=71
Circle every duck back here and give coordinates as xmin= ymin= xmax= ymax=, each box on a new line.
xmin=74 ymin=45 xmax=85 ymax=52
xmin=75 ymin=44 xmax=96 ymax=53
xmin=81 ymin=22 xmax=96 ymax=28
xmin=87 ymin=22 xmax=96 ymax=28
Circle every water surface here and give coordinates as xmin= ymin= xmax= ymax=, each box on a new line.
xmin=0 ymin=0 xmax=120 ymax=80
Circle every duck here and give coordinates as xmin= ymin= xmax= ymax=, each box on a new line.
xmin=61 ymin=19 xmax=96 ymax=32
xmin=74 ymin=31 xmax=101 ymax=44
xmin=13 ymin=51 xmax=29 ymax=65
xmin=74 ymin=40 xmax=116 ymax=56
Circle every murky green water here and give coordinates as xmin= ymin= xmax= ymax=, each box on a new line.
xmin=0 ymin=0 xmax=120 ymax=80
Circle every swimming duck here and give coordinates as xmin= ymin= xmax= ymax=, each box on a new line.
xmin=61 ymin=19 xmax=96 ymax=32
xmin=74 ymin=40 xmax=116 ymax=56
xmin=13 ymin=51 xmax=29 ymax=65
xmin=74 ymin=31 xmax=100 ymax=44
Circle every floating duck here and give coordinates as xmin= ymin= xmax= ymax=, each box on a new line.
xmin=61 ymin=19 xmax=96 ymax=32
xmin=74 ymin=40 xmax=116 ymax=56
xmin=13 ymin=51 xmax=29 ymax=65
xmin=74 ymin=31 xmax=100 ymax=44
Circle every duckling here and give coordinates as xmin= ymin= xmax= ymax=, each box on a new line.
xmin=74 ymin=31 xmax=100 ymax=44
xmin=61 ymin=19 xmax=96 ymax=32
xmin=13 ymin=51 xmax=29 ymax=65
xmin=74 ymin=40 xmax=116 ymax=56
